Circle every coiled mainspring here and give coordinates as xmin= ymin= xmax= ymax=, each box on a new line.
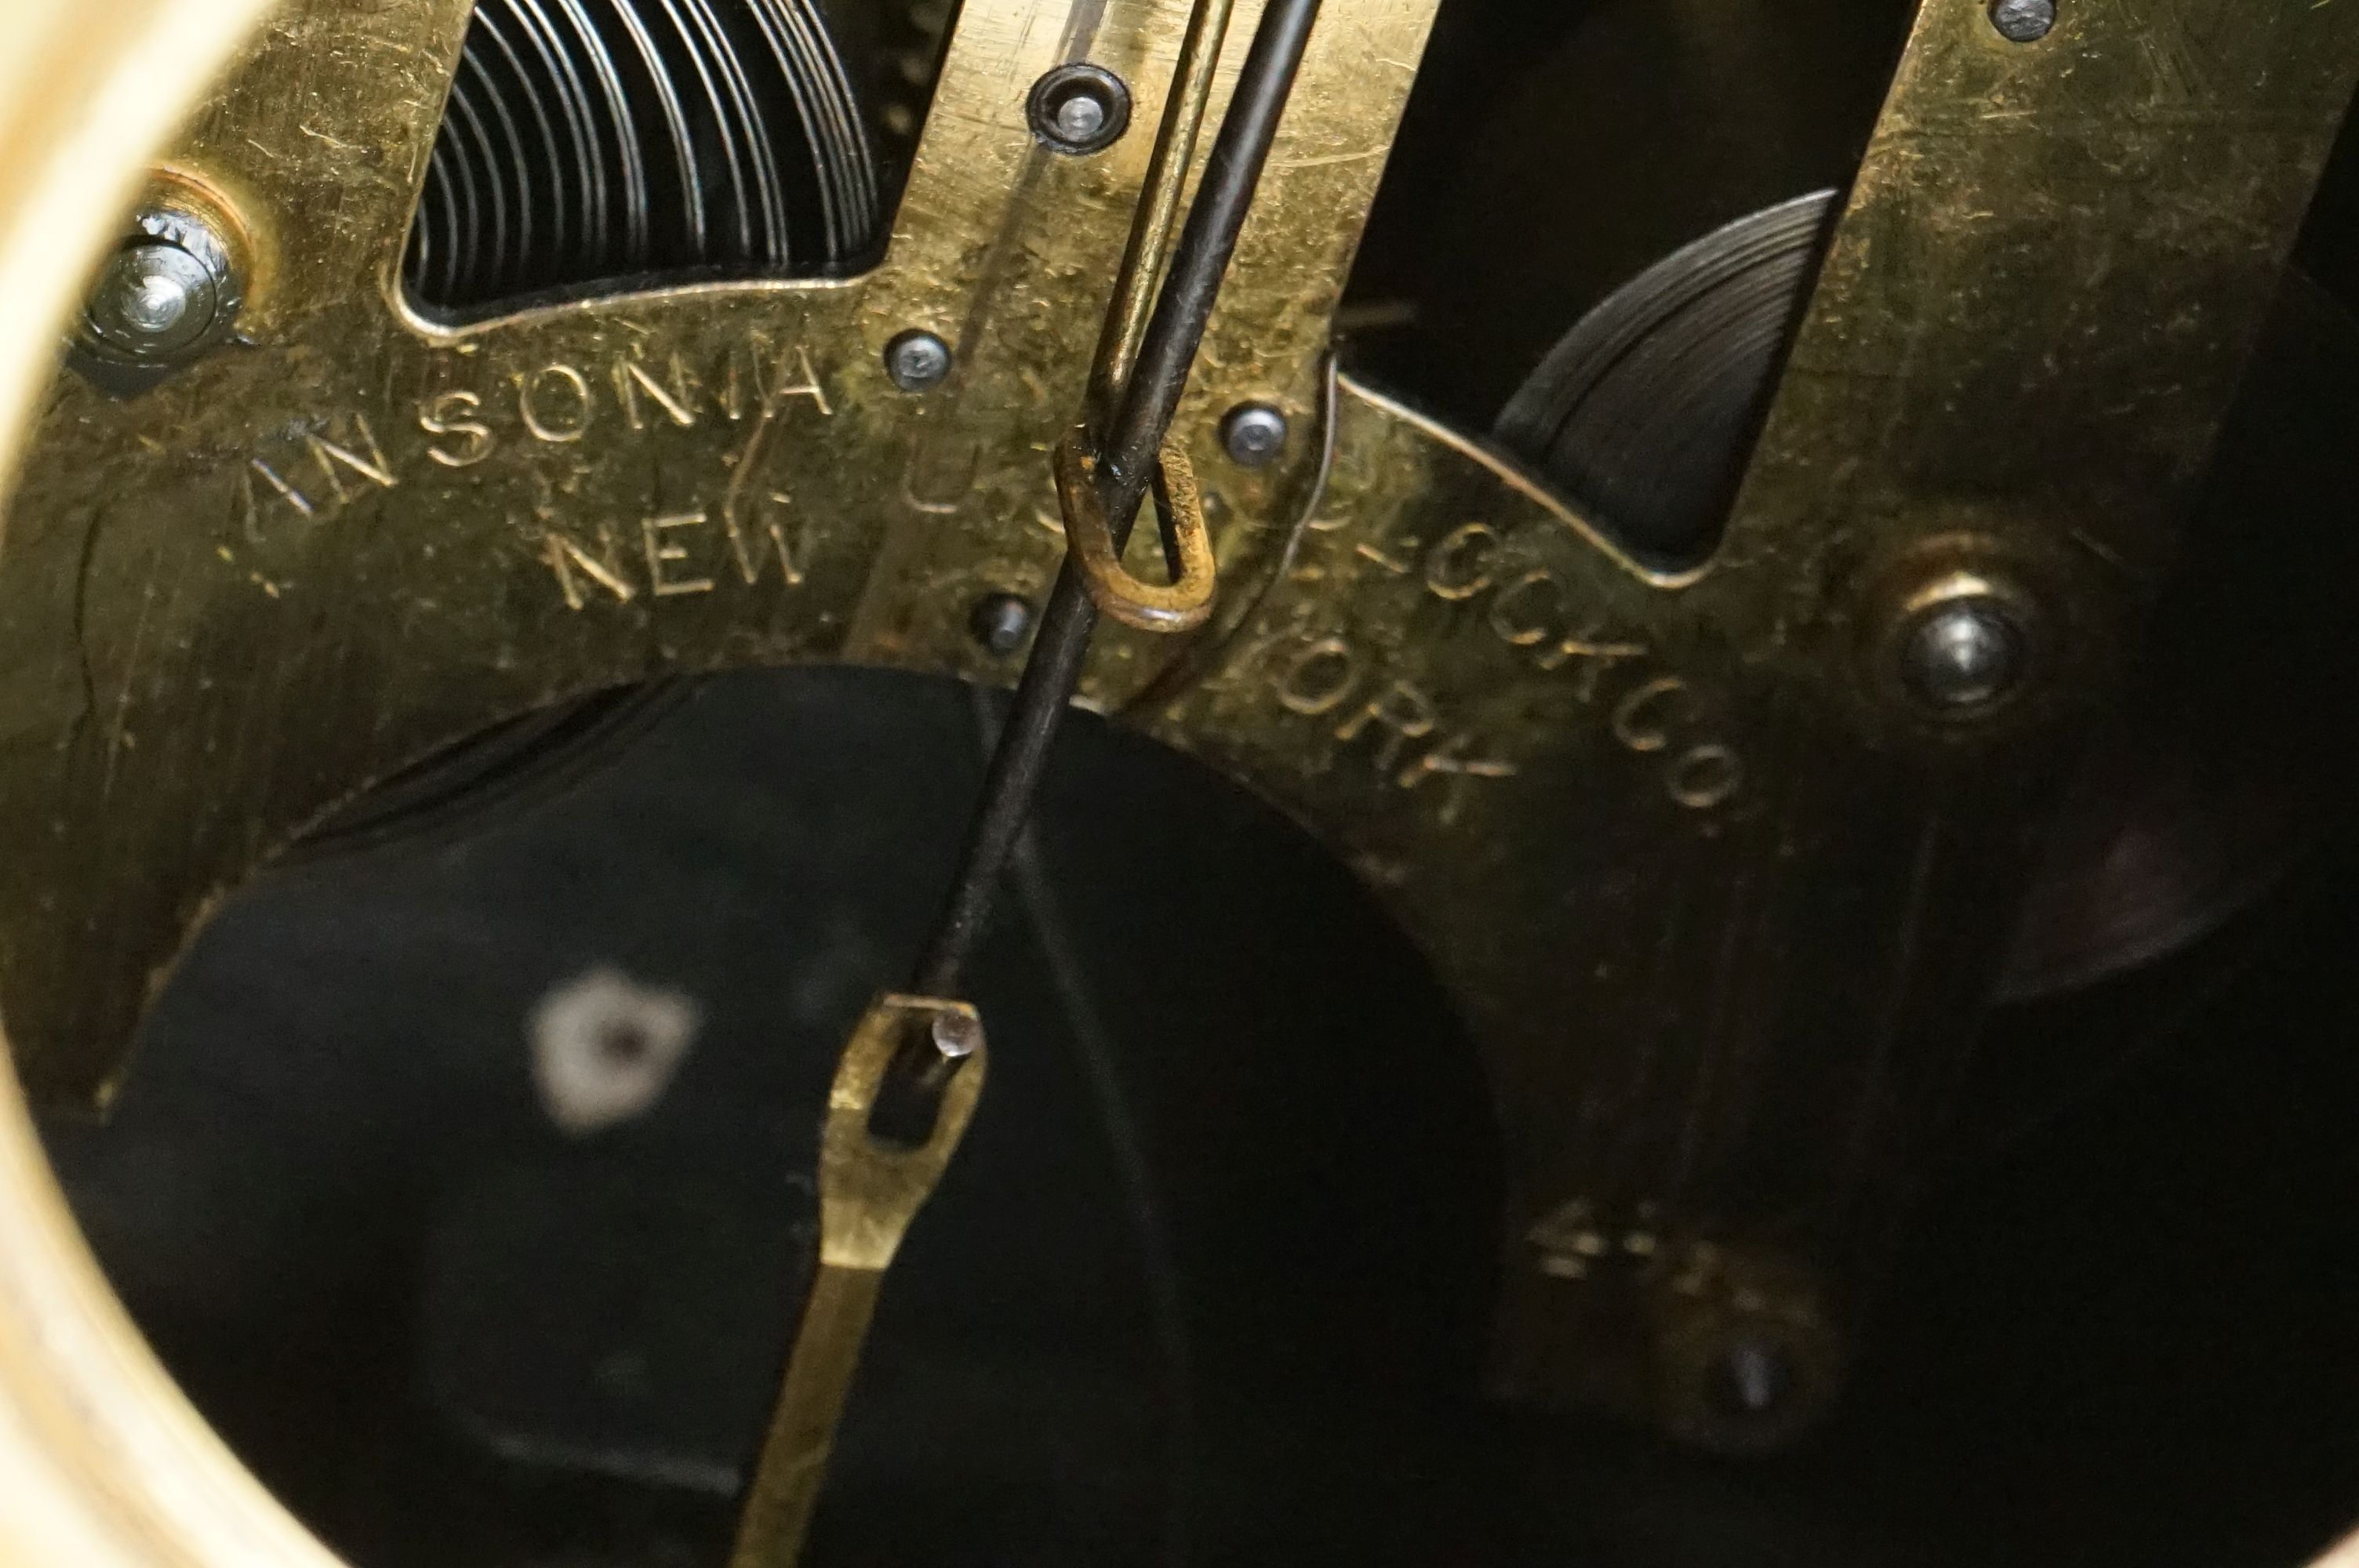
xmin=408 ymin=0 xmax=884 ymax=312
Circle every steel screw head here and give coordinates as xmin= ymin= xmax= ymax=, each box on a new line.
xmin=884 ymin=329 xmax=952 ymax=392
xmin=102 ymin=254 xmax=201 ymax=339
xmin=1990 ymin=0 xmax=2055 ymax=43
xmin=1219 ymin=401 xmax=1289 ymax=467
xmin=1027 ymin=64 xmax=1131 ymax=155
xmin=1056 ymin=93 xmax=1107 ymax=143
xmin=1900 ymin=590 xmax=2029 ymax=713
xmin=74 ymin=207 xmax=242 ymax=388
xmin=969 ymin=592 xmax=1035 ymax=656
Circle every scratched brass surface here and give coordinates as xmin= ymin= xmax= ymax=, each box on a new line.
xmin=3 ymin=0 xmax=2356 ymax=1444
xmin=732 ymin=995 xmax=985 ymax=1568
xmin=0 ymin=3 xmax=325 ymax=1563
xmin=0 ymin=0 xmax=1408 ymax=1095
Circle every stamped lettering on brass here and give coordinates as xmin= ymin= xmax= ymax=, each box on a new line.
xmin=518 ymin=365 xmax=594 ymax=444
xmin=1336 ymin=680 xmax=1441 ymax=773
xmin=1486 ymin=569 xmax=1561 ymax=647
xmin=614 ymin=354 xmax=700 ymax=431
xmin=757 ymin=341 xmax=833 ymax=417
xmin=1398 ymin=729 xmax=1518 ymax=826
xmin=903 ymin=434 xmax=979 ymax=514
xmin=304 ymin=416 xmax=398 ymax=503
xmin=1387 ymin=515 xmax=1745 ymax=812
xmin=1534 ymin=626 xmax=1651 ymax=701
xmin=720 ymin=338 xmax=834 ymax=421
xmin=1363 ymin=517 xmax=1660 ymax=695
xmin=1275 ymin=636 xmax=1359 ymax=716
xmin=1667 ymin=743 xmax=1743 ymax=811
xmin=1270 ymin=500 xmax=1756 ymax=813
xmin=1266 ymin=633 xmax=1523 ymax=823
xmin=420 ymin=390 xmax=496 ymax=467
xmin=544 ymin=524 xmax=638 ymax=609
xmin=427 ymin=338 xmax=831 ymax=462
xmin=539 ymin=484 xmax=812 ymax=608
xmin=234 ymin=413 xmax=402 ymax=533
xmin=240 ymin=458 xmax=315 ymax=524
xmin=1609 ymin=676 xmax=1688 ymax=754
xmin=723 ymin=492 xmax=808 ymax=587
xmin=1423 ymin=522 xmax=1499 ymax=601
xmin=641 ymin=511 xmax=717 ymax=597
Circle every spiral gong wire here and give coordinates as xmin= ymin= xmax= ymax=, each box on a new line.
xmin=406 ymin=0 xmax=884 ymax=312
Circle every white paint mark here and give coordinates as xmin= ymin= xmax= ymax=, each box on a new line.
xmin=529 ymin=966 xmax=700 ymax=1135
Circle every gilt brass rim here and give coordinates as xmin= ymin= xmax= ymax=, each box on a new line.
xmin=0 ymin=2 xmax=334 ymax=1563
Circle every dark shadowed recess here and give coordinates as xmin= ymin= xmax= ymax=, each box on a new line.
xmin=35 ymin=660 xmax=2359 ymax=1567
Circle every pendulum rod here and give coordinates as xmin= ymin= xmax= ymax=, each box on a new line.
xmin=729 ymin=4 xmax=1325 ymax=1563
xmin=911 ymin=0 xmax=1325 ymax=1002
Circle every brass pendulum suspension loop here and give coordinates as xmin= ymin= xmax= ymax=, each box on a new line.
xmin=729 ymin=5 xmax=1325 ymax=1564
xmin=912 ymin=0 xmax=1328 ymax=1000
xmin=1056 ymin=432 xmax=1216 ymax=633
